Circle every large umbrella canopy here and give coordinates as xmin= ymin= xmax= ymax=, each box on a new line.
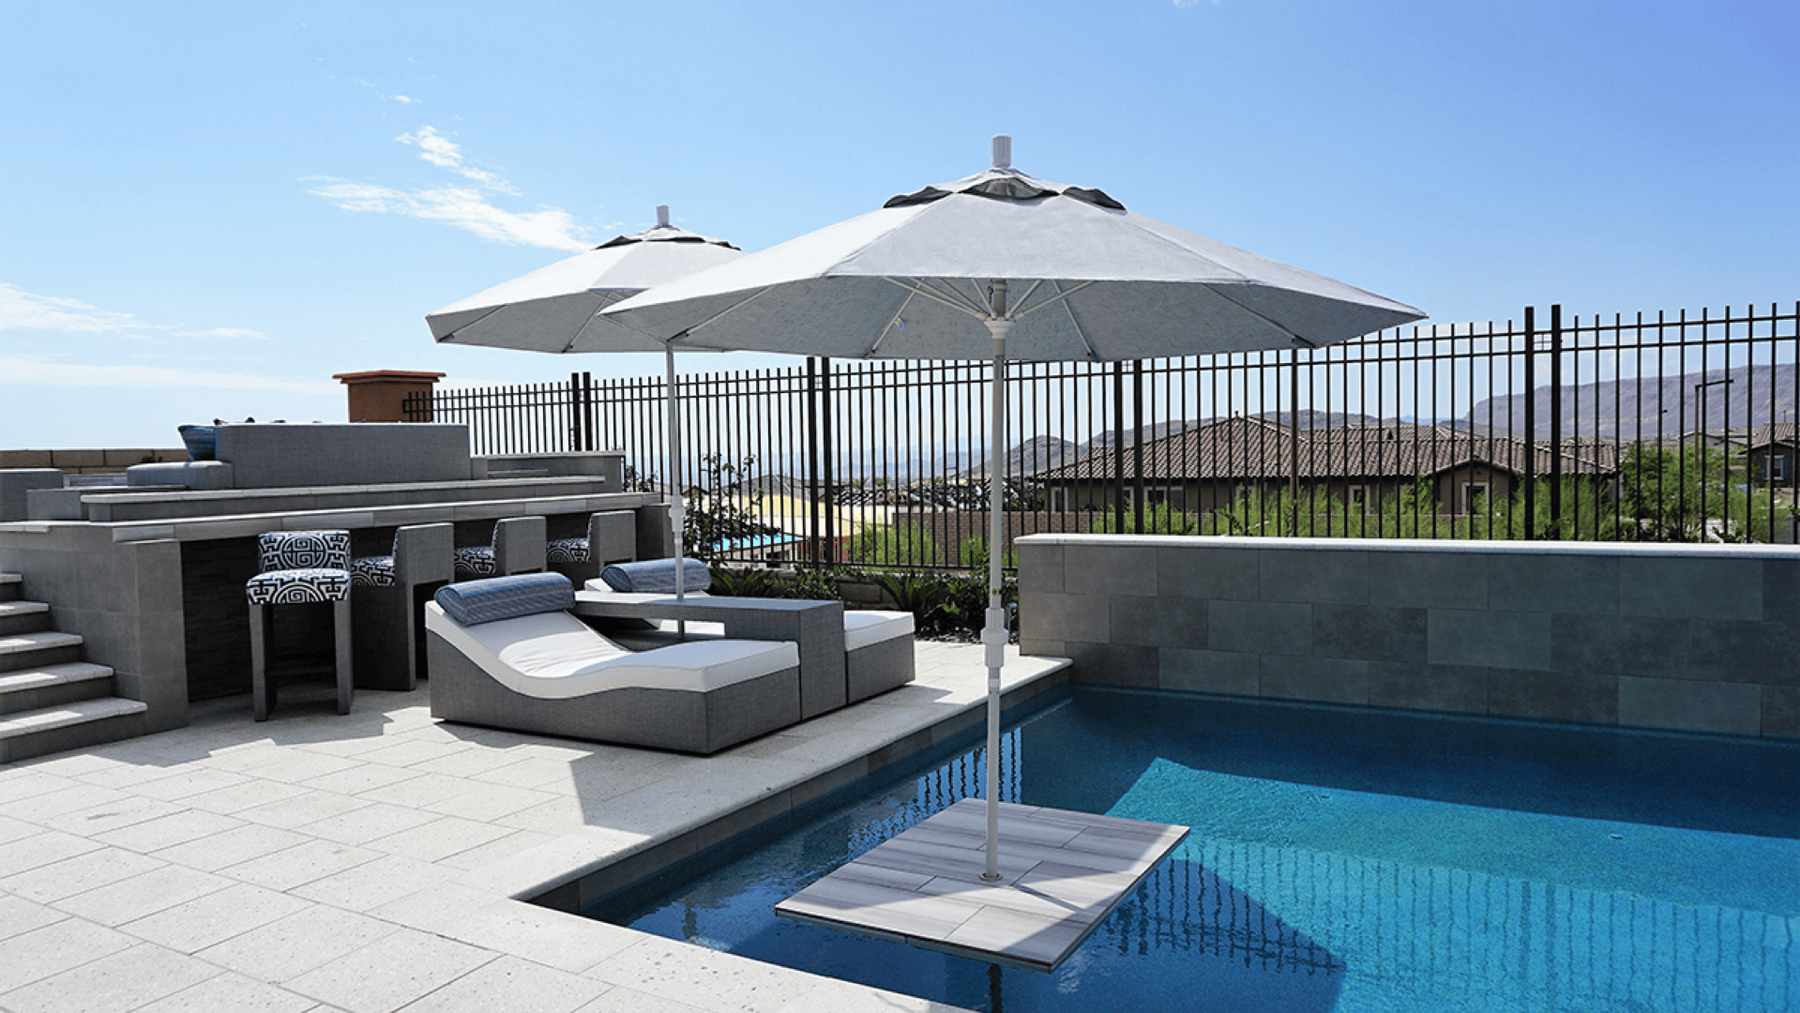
xmin=425 ymin=206 xmax=747 ymax=600
xmin=605 ymin=137 xmax=1425 ymax=884
xmin=602 ymin=145 xmax=1421 ymax=360
xmin=427 ymin=205 xmax=741 ymax=352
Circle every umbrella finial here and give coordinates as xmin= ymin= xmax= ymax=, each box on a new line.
xmin=656 ymin=205 xmax=671 ymax=228
xmin=992 ymin=135 xmax=1011 ymax=169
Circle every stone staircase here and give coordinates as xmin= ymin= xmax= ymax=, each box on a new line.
xmin=0 ymin=572 xmax=147 ymax=763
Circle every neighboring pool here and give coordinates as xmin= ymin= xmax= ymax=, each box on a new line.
xmin=591 ymin=688 xmax=1800 ymax=1012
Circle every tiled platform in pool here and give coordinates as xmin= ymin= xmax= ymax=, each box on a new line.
xmin=776 ymin=798 xmax=1189 ymax=971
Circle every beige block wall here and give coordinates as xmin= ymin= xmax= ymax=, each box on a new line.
xmin=0 ymin=448 xmax=185 ymax=474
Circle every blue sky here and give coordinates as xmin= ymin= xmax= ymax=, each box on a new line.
xmin=3 ymin=1 xmax=1795 ymax=449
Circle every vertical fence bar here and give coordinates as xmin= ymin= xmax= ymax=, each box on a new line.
xmin=1550 ymin=304 xmax=1564 ymax=538
xmin=1523 ymin=307 xmax=1538 ymax=539
xmin=1113 ymin=362 xmax=1126 ymax=533
xmin=1133 ymin=360 xmax=1146 ymax=535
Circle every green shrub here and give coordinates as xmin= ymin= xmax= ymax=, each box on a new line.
xmin=848 ymin=524 xmax=938 ymax=566
xmin=1088 ymin=502 xmax=1200 ymax=534
xmin=956 ymin=535 xmax=1017 ymax=569
xmin=707 ymin=566 xmax=780 ymax=597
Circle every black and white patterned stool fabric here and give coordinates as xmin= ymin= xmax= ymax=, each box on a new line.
xmin=245 ymin=568 xmax=352 ymax=604
xmin=246 ymin=531 xmax=352 ymax=603
xmin=349 ymin=554 xmax=396 ymax=588
xmin=258 ymin=529 xmax=351 ymax=571
xmin=453 ymin=546 xmax=498 ymax=579
xmin=545 ymin=538 xmax=589 ymax=564
xmin=246 ymin=529 xmax=352 ymax=721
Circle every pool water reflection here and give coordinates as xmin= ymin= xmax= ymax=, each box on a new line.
xmin=595 ymin=688 xmax=1800 ymax=1012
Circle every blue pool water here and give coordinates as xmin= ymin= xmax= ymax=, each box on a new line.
xmin=594 ymin=689 xmax=1800 ymax=1012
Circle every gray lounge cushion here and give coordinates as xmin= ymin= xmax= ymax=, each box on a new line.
xmin=600 ymin=557 xmax=712 ymax=594
xmin=435 ymin=572 xmax=575 ymax=626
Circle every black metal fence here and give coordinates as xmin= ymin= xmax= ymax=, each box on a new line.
xmin=406 ymin=300 xmax=1800 ymax=567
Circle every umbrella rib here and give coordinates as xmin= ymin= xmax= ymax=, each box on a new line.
xmin=1053 ymin=289 xmax=1102 ymax=361
xmin=436 ymin=304 xmax=507 ymax=342
xmin=1010 ymin=279 xmax=1095 ymax=321
xmin=866 ymin=290 xmax=917 ymax=357
xmin=885 ymin=277 xmax=991 ymax=320
xmin=1205 ymin=284 xmax=1322 ymax=348
xmin=562 ymin=293 xmax=625 ymax=352
xmin=1010 ymin=278 xmax=1046 ymax=311
xmin=674 ymin=288 xmax=773 ymax=342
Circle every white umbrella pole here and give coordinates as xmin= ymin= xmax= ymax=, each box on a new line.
xmin=982 ymin=309 xmax=1013 ymax=883
xmin=666 ymin=346 xmax=687 ymax=610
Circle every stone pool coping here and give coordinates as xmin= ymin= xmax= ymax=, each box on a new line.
xmin=0 ymin=641 xmax=1067 ymax=1013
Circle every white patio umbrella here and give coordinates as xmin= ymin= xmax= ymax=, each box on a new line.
xmin=426 ymin=207 xmax=745 ymax=597
xmin=605 ymin=137 xmax=1426 ymax=879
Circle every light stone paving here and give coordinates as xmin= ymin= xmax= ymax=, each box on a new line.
xmin=0 ymin=642 xmax=1068 ymax=1013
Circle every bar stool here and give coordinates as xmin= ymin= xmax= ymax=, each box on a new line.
xmin=546 ymin=510 xmax=638 ymax=587
xmin=453 ymin=515 xmax=547 ymax=580
xmin=246 ymin=529 xmax=352 ymax=721
xmin=349 ymin=523 xmax=453 ymax=691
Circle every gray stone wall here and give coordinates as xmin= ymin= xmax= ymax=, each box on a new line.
xmin=1017 ymin=534 xmax=1800 ymax=739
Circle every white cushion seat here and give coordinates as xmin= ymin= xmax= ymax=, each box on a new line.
xmin=423 ymin=572 xmax=804 ymax=754
xmin=843 ymin=609 xmax=916 ymax=651
xmin=581 ymin=579 xmax=916 ymax=707
xmin=424 ymin=606 xmax=797 ymax=698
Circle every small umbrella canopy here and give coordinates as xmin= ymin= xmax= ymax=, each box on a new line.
xmin=426 ymin=206 xmax=741 ymax=352
xmin=425 ymin=206 xmax=746 ymax=600
xmin=606 ymin=137 xmax=1425 ymax=885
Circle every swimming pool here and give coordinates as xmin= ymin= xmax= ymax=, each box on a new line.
xmin=593 ymin=688 xmax=1800 ymax=1012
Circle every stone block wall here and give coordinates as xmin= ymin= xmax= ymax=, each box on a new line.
xmin=1017 ymin=534 xmax=1800 ymax=739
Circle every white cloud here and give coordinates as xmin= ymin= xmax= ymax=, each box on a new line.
xmin=308 ymin=126 xmax=594 ymax=251
xmin=0 ymin=356 xmax=338 ymax=394
xmin=182 ymin=326 xmax=274 ymax=341
xmin=0 ymin=283 xmax=145 ymax=334
xmin=308 ymin=180 xmax=591 ymax=250
xmin=393 ymin=95 xmax=415 ymax=104
xmin=0 ymin=283 xmax=274 ymax=342
xmin=398 ymin=126 xmax=516 ymax=194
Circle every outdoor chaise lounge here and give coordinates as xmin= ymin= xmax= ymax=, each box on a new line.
xmin=423 ymin=572 xmax=801 ymax=754
xmin=583 ymin=558 xmax=916 ymax=707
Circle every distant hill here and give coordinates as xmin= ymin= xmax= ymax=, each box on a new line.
xmin=1464 ymin=364 xmax=1797 ymax=438
xmin=955 ymin=435 xmax=1083 ymax=479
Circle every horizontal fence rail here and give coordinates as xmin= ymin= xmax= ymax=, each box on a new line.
xmin=405 ymin=300 xmax=1800 ymax=569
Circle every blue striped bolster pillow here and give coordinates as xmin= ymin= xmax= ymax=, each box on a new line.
xmin=435 ymin=572 xmax=575 ymax=626
xmin=599 ymin=557 xmax=712 ymax=594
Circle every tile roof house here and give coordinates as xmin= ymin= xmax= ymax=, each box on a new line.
xmin=1037 ymin=417 xmax=1620 ymax=516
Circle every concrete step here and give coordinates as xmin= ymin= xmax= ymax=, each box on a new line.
xmin=0 ymin=697 xmax=148 ymax=764
xmin=0 ymin=600 xmax=51 ymax=636
xmin=0 ymin=661 xmax=115 ymax=716
xmin=0 ymin=573 xmax=19 ymax=602
xmin=0 ymin=631 xmax=85 ymax=675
